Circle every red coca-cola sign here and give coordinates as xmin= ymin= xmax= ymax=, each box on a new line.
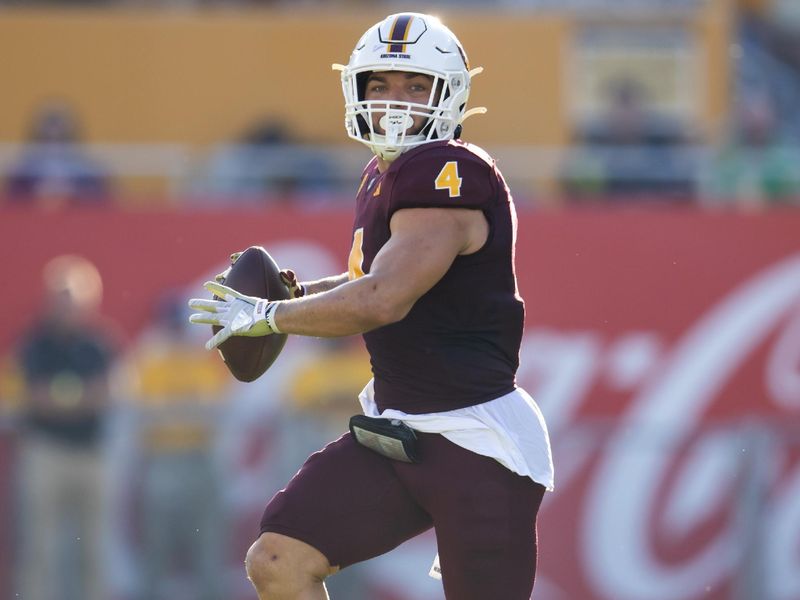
xmin=1 ymin=206 xmax=798 ymax=600
xmin=516 ymin=211 xmax=800 ymax=600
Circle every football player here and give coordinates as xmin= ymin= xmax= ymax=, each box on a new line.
xmin=189 ymin=12 xmax=554 ymax=600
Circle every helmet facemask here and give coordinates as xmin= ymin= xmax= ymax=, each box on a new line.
xmin=344 ymin=69 xmax=468 ymax=161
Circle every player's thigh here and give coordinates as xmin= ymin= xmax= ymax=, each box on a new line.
xmin=410 ymin=433 xmax=546 ymax=600
xmin=260 ymin=432 xmax=432 ymax=570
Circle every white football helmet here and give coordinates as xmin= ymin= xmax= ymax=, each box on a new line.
xmin=334 ymin=13 xmax=485 ymax=161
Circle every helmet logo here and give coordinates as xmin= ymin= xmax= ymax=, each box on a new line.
xmin=387 ymin=14 xmax=412 ymax=53
xmin=379 ymin=14 xmax=428 ymax=53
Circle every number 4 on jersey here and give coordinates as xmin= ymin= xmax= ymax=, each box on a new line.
xmin=435 ymin=161 xmax=462 ymax=198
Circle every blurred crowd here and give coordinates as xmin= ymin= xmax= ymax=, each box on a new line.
xmin=1 ymin=2 xmax=799 ymax=209
xmin=1 ymin=254 xmax=381 ymax=600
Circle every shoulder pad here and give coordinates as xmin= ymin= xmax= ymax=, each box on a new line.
xmin=387 ymin=143 xmax=494 ymax=213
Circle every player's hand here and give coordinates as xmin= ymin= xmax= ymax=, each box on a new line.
xmin=188 ymin=281 xmax=280 ymax=350
xmin=214 ymin=250 xmax=245 ymax=284
xmin=280 ymin=269 xmax=305 ymax=298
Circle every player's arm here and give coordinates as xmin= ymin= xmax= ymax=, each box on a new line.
xmin=301 ymin=272 xmax=350 ymax=295
xmin=189 ymin=207 xmax=486 ymax=346
xmin=272 ymin=207 xmax=481 ymax=337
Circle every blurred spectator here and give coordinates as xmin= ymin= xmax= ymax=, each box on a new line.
xmin=15 ymin=255 xmax=119 ymax=600
xmin=125 ymin=291 xmax=230 ymax=600
xmin=279 ymin=337 xmax=372 ymax=476
xmin=560 ymin=77 xmax=695 ymax=203
xmin=3 ymin=100 xmax=111 ymax=208
xmin=737 ymin=2 xmax=800 ymax=145
xmin=701 ymin=92 xmax=800 ymax=207
xmin=196 ymin=117 xmax=336 ymax=204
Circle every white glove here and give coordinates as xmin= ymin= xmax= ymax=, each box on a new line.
xmin=188 ymin=281 xmax=281 ymax=350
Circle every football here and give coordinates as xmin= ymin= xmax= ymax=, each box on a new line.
xmin=213 ymin=246 xmax=291 ymax=382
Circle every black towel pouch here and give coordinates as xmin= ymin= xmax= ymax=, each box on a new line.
xmin=349 ymin=415 xmax=421 ymax=463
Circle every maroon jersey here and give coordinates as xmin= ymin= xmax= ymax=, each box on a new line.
xmin=349 ymin=140 xmax=524 ymax=414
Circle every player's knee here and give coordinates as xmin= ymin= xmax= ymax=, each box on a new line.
xmin=245 ymin=533 xmax=332 ymax=596
xmin=245 ymin=534 xmax=296 ymax=592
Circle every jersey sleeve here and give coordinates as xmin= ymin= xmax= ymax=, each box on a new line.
xmin=388 ymin=145 xmax=496 ymax=214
